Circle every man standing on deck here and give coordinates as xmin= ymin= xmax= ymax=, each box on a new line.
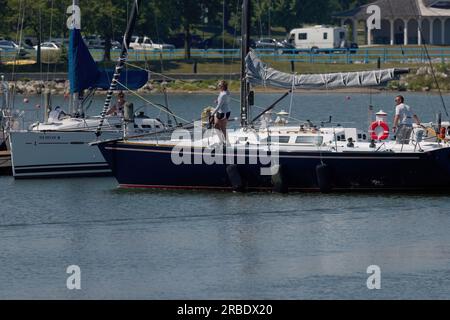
xmin=213 ymin=80 xmax=231 ymax=143
xmin=107 ymin=91 xmax=126 ymax=117
xmin=392 ymin=95 xmax=421 ymax=144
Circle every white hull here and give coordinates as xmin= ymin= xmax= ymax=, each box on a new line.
xmin=10 ymin=130 xmax=120 ymax=178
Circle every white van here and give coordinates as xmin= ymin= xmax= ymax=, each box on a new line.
xmin=288 ymin=26 xmax=348 ymax=50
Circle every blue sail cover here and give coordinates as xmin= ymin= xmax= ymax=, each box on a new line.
xmin=95 ymin=70 xmax=149 ymax=90
xmin=69 ymin=28 xmax=99 ymax=93
xmin=69 ymin=28 xmax=148 ymax=93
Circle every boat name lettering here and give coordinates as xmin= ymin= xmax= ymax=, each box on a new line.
xmin=39 ymin=136 xmax=61 ymax=140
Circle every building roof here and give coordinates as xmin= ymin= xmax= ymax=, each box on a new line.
xmin=335 ymin=0 xmax=450 ymax=19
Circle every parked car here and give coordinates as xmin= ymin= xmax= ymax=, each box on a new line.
xmin=0 ymin=40 xmax=29 ymax=58
xmin=348 ymin=42 xmax=359 ymax=54
xmin=236 ymin=38 xmax=257 ymax=49
xmin=84 ymin=35 xmax=120 ymax=50
xmin=166 ymin=33 xmax=212 ymax=49
xmin=130 ymin=36 xmax=175 ymax=51
xmin=34 ymin=42 xmax=61 ymax=51
xmin=255 ymin=38 xmax=297 ymax=54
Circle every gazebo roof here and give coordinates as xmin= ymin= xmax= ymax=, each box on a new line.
xmin=335 ymin=0 xmax=450 ymax=20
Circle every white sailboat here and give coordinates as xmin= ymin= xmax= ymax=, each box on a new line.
xmin=9 ymin=1 xmax=165 ymax=178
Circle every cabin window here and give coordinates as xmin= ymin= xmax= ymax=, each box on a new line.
xmin=431 ymin=1 xmax=450 ymax=9
xmin=262 ymin=136 xmax=291 ymax=144
xmin=323 ymin=33 xmax=328 ymax=40
xmin=141 ymin=125 xmax=153 ymax=128
xmin=358 ymin=133 xmax=367 ymax=141
xmin=298 ymin=33 xmax=307 ymax=40
xmin=340 ymin=32 xmax=345 ymax=39
xmin=277 ymin=136 xmax=291 ymax=143
xmin=295 ymin=136 xmax=324 ymax=145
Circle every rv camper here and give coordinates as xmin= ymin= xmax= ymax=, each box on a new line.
xmin=288 ymin=25 xmax=349 ymax=51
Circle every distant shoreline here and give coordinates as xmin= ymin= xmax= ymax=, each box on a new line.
xmin=3 ymin=79 xmax=450 ymax=96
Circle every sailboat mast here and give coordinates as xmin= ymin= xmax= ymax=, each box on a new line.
xmin=71 ymin=0 xmax=79 ymax=116
xmin=95 ymin=0 xmax=142 ymax=137
xmin=240 ymin=0 xmax=251 ymax=127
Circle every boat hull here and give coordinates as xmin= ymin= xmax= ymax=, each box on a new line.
xmin=10 ymin=131 xmax=120 ymax=178
xmin=98 ymin=142 xmax=450 ymax=192
xmin=0 ymin=150 xmax=12 ymax=175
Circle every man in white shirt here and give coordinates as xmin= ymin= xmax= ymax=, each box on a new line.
xmin=392 ymin=95 xmax=420 ymax=144
xmin=48 ymin=106 xmax=67 ymax=123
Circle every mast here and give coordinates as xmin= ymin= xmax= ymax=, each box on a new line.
xmin=70 ymin=0 xmax=80 ymax=115
xmin=240 ymin=0 xmax=251 ymax=127
xmin=95 ymin=0 xmax=142 ymax=137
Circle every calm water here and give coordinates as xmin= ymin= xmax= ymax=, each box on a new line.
xmin=1 ymin=92 xmax=450 ymax=299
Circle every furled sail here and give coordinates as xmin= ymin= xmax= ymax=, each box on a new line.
xmin=68 ymin=28 xmax=148 ymax=93
xmin=69 ymin=28 xmax=99 ymax=93
xmin=245 ymin=50 xmax=408 ymax=89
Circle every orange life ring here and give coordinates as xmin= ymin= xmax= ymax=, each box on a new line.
xmin=369 ymin=121 xmax=390 ymax=141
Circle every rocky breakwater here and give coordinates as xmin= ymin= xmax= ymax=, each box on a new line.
xmin=3 ymin=78 xmax=227 ymax=95
xmin=4 ymin=79 xmax=165 ymax=96
xmin=388 ymin=65 xmax=450 ymax=92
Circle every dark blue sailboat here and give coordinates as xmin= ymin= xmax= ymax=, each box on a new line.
xmin=96 ymin=0 xmax=450 ymax=192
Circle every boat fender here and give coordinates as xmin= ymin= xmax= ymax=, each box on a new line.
xmin=271 ymin=165 xmax=288 ymax=193
xmin=201 ymin=107 xmax=215 ymax=129
xmin=226 ymin=165 xmax=245 ymax=192
xmin=316 ymin=163 xmax=333 ymax=193
xmin=439 ymin=127 xmax=446 ymax=140
xmin=369 ymin=121 xmax=390 ymax=141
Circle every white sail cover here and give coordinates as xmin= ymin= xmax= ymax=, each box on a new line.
xmin=245 ymin=50 xmax=407 ymax=89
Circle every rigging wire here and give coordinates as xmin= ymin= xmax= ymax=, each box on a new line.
xmin=223 ymin=0 xmax=226 ymax=78
xmin=386 ymin=0 xmax=449 ymax=118
xmin=10 ymin=0 xmax=26 ymax=112
xmin=46 ymin=0 xmax=55 ymax=82
xmin=115 ymin=80 xmax=191 ymax=124
xmin=228 ymin=0 xmax=241 ymax=82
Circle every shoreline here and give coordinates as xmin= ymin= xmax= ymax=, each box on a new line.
xmin=2 ymin=79 xmax=450 ymax=96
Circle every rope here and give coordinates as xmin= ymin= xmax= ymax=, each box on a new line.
xmin=115 ymin=80 xmax=191 ymax=124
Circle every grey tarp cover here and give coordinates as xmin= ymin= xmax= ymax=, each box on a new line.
xmin=245 ymin=50 xmax=404 ymax=89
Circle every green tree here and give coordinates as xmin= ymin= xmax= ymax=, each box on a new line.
xmin=5 ymin=0 xmax=66 ymax=65
xmin=156 ymin=0 xmax=208 ymax=59
xmin=82 ymin=0 xmax=126 ymax=62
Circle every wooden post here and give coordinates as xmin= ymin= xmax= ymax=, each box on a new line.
xmin=44 ymin=90 xmax=51 ymax=123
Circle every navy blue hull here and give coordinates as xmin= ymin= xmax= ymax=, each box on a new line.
xmin=98 ymin=142 xmax=450 ymax=192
